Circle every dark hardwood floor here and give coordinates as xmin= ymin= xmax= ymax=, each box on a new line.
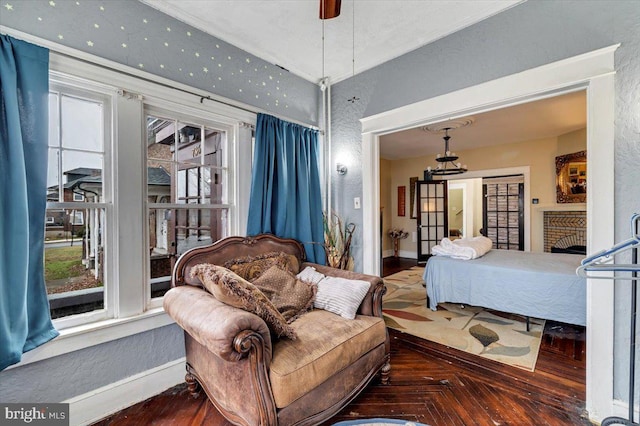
xmin=382 ymin=256 xmax=420 ymax=277
xmin=94 ymin=259 xmax=588 ymax=426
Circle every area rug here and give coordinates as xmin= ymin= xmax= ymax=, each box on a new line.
xmin=382 ymin=266 xmax=545 ymax=372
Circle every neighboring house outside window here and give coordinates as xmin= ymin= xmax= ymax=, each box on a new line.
xmin=45 ymin=87 xmax=108 ymax=321
xmin=145 ymin=113 xmax=232 ymax=299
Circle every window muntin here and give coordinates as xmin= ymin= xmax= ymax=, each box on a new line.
xmin=45 ymin=88 xmax=109 ymax=321
xmin=146 ymin=114 xmax=231 ymax=300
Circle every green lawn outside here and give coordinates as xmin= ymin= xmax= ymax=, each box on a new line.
xmin=45 ymin=245 xmax=85 ymax=281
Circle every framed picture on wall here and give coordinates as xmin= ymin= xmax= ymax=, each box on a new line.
xmin=556 ymin=150 xmax=587 ymax=203
xmin=397 ymin=186 xmax=406 ymax=216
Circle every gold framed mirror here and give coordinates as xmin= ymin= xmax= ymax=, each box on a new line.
xmin=556 ymin=150 xmax=586 ymax=203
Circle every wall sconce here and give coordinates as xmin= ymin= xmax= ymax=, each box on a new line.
xmin=336 ymin=163 xmax=347 ymax=175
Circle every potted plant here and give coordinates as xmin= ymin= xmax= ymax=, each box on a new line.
xmin=322 ymin=211 xmax=355 ymax=270
xmin=388 ymin=228 xmax=409 ymax=258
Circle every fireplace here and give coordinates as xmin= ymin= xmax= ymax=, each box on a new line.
xmin=544 ymin=211 xmax=586 ymax=255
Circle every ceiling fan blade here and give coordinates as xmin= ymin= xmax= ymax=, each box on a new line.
xmin=320 ymin=0 xmax=341 ymax=19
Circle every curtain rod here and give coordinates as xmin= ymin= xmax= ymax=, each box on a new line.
xmin=0 ymin=27 xmax=320 ymax=132
xmin=53 ymin=50 xmax=322 ymax=132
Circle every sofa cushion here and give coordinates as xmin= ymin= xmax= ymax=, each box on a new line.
xmin=224 ymin=251 xmax=300 ymax=281
xmin=269 ymin=309 xmax=387 ymax=408
xmin=190 ymin=264 xmax=296 ymax=340
xmin=252 ymin=265 xmax=317 ymax=323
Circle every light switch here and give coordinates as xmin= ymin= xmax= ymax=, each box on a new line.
xmin=354 ymin=197 xmax=361 ymax=209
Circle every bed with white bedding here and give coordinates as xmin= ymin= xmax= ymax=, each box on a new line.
xmin=422 ymin=249 xmax=586 ymax=326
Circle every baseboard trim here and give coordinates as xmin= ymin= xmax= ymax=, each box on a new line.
xmin=64 ymin=357 xmax=186 ymax=426
xmin=382 ymin=250 xmax=418 ymax=260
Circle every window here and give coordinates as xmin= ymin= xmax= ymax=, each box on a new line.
xmin=145 ymin=113 xmax=232 ymax=299
xmin=45 ymin=84 xmax=110 ymax=321
xmin=70 ymin=210 xmax=84 ymax=225
xmin=23 ymin=50 xmax=253 ymax=359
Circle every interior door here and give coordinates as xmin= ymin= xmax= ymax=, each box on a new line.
xmin=417 ymin=180 xmax=448 ymax=263
xmin=482 ymin=175 xmax=524 ymax=250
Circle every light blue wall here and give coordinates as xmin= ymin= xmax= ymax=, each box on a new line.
xmin=0 ymin=0 xmax=319 ymax=126
xmin=330 ymin=0 xmax=640 ymax=405
xmin=0 ymin=325 xmax=184 ymax=402
xmin=0 ymin=0 xmax=319 ymax=405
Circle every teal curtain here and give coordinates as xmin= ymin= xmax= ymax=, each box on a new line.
xmin=247 ymin=113 xmax=325 ymax=264
xmin=0 ymin=35 xmax=58 ymax=371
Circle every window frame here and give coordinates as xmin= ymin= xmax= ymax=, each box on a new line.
xmin=46 ymin=76 xmax=114 ymax=328
xmin=1 ymin=43 xmax=257 ymax=369
xmin=143 ymin=106 xmax=236 ymax=308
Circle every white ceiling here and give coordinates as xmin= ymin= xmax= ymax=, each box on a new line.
xmin=379 ymin=90 xmax=587 ymax=160
xmin=140 ymin=0 xmax=522 ymax=84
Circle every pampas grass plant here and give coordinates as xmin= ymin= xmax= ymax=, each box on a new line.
xmin=322 ymin=211 xmax=355 ymax=270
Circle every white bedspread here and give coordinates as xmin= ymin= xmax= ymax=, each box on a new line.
xmin=432 ymin=236 xmax=493 ymax=260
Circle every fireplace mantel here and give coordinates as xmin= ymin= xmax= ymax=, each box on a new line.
xmin=531 ymin=204 xmax=586 ymax=252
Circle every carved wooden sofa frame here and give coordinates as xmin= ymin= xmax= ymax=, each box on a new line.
xmin=164 ymin=234 xmax=390 ymax=426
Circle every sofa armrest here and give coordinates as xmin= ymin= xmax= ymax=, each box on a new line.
xmin=163 ymin=286 xmax=273 ymax=364
xmin=301 ymin=262 xmax=386 ymax=317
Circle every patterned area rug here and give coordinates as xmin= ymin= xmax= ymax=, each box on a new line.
xmin=382 ymin=266 xmax=545 ymax=372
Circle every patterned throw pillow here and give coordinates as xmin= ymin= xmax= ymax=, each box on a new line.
xmin=190 ymin=264 xmax=296 ymax=340
xmin=252 ymin=265 xmax=317 ymax=323
xmin=224 ymin=252 xmax=300 ymax=281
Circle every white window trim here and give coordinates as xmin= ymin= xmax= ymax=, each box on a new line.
xmin=47 ymin=77 xmax=114 ymax=324
xmin=1 ymin=28 xmax=258 ymax=369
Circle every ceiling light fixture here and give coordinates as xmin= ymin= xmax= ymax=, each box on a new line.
xmin=426 ymin=127 xmax=467 ymax=177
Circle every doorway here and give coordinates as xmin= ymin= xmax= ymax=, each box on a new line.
xmin=447 ymin=185 xmax=464 ymax=238
xmin=482 ymin=175 xmax=525 ymax=251
xmin=361 ymin=46 xmax=617 ymax=421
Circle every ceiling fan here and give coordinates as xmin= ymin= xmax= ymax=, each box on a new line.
xmin=320 ymin=0 xmax=341 ymax=19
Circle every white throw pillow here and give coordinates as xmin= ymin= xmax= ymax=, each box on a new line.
xmin=296 ymin=266 xmax=326 ymax=285
xmin=313 ymin=276 xmax=370 ymax=320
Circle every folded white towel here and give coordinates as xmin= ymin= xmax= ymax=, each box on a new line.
xmin=432 ymin=236 xmax=492 ymax=260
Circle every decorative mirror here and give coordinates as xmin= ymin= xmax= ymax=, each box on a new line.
xmin=556 ymin=150 xmax=587 ymax=203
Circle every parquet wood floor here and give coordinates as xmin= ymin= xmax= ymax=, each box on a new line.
xmin=94 ymin=260 xmax=589 ymax=425
xmin=94 ymin=323 xmax=588 ymax=426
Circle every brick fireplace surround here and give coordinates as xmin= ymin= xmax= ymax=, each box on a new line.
xmin=543 ymin=210 xmax=587 ymax=253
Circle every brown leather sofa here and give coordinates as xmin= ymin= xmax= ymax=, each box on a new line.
xmin=164 ymin=234 xmax=390 ymax=426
